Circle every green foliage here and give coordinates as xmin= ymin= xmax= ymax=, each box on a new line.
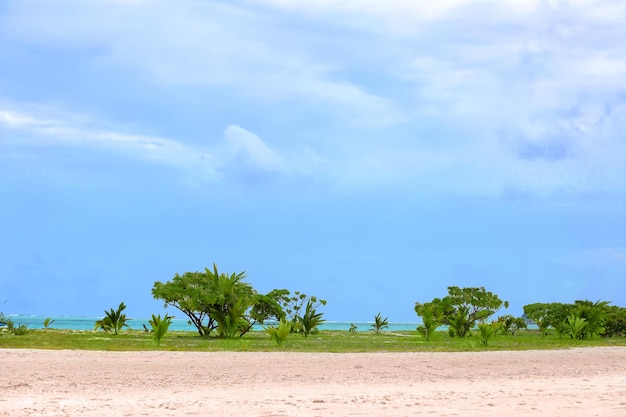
xmin=1 ymin=315 xmax=30 ymax=336
xmin=564 ymin=315 xmax=588 ymax=340
xmin=497 ymin=315 xmax=527 ymax=335
xmin=148 ymin=314 xmax=173 ymax=346
xmin=43 ymin=317 xmax=55 ymax=330
xmin=415 ymin=301 xmax=445 ymax=341
xmin=95 ymin=302 xmax=130 ymax=335
xmin=478 ymin=321 xmax=500 ymax=346
xmin=603 ymin=306 xmax=626 ymax=337
xmin=265 ymin=319 xmax=291 ymax=346
xmin=296 ymin=299 xmax=325 ymax=337
xmin=447 ymin=307 xmax=471 ymax=338
xmin=277 ymin=291 xmax=327 ymax=334
xmin=419 ymin=287 xmax=508 ymax=338
xmin=572 ymin=300 xmax=609 ymax=339
xmin=371 ymin=312 xmax=389 ymax=334
xmin=152 ymin=264 xmax=285 ymax=338
xmin=349 ymin=323 xmax=358 ymax=333
xmin=524 ymin=300 xmax=610 ymax=339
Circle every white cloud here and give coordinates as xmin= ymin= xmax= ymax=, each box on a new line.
xmin=224 ymin=125 xmax=282 ymax=171
xmin=0 ymin=106 xmax=219 ymax=179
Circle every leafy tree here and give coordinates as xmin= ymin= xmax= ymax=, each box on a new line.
xmin=152 ymin=264 xmax=285 ymax=338
xmin=415 ymin=301 xmax=445 ymax=341
xmin=434 ymin=286 xmax=508 ymax=338
xmin=149 ymin=314 xmax=173 ymax=346
xmin=371 ymin=313 xmax=389 ymax=334
xmin=277 ymin=291 xmax=327 ymax=333
xmin=497 ymin=315 xmax=527 ymax=335
xmin=523 ymin=303 xmax=552 ymax=336
xmin=95 ymin=302 xmax=130 ymax=335
xmin=603 ymin=306 xmax=626 ymax=337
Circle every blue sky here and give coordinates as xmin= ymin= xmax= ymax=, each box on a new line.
xmin=1 ymin=0 xmax=625 ymax=322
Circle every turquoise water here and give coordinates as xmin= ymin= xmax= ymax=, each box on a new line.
xmin=6 ymin=315 xmax=422 ymax=333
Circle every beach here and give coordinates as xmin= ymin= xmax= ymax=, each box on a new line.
xmin=1 ymin=347 xmax=625 ymax=416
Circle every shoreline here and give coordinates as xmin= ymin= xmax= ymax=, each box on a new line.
xmin=2 ymin=347 xmax=625 ymax=416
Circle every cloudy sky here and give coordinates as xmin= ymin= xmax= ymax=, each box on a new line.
xmin=1 ymin=0 xmax=625 ymax=321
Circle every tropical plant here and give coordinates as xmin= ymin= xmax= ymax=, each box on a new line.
xmin=572 ymin=300 xmax=609 ymax=339
xmin=94 ymin=302 xmax=130 ymax=335
xmin=296 ymin=299 xmax=325 ymax=337
xmin=152 ymin=264 xmax=286 ymax=337
xmin=278 ymin=291 xmax=327 ymax=333
xmin=43 ymin=317 xmax=55 ymax=330
xmin=265 ymin=319 xmax=291 ymax=346
xmin=478 ymin=321 xmax=500 ymax=346
xmin=349 ymin=323 xmax=358 ymax=333
xmin=419 ymin=287 xmax=508 ymax=339
xmin=497 ymin=315 xmax=527 ymax=335
xmin=603 ymin=306 xmax=626 ymax=337
xmin=564 ymin=315 xmax=588 ymax=340
xmin=371 ymin=313 xmax=389 ymax=334
xmin=148 ymin=314 xmax=173 ymax=346
xmin=447 ymin=307 xmax=471 ymax=338
xmin=415 ymin=301 xmax=445 ymax=341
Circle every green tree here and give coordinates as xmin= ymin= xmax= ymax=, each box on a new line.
xmin=438 ymin=286 xmax=508 ymax=338
xmin=152 ymin=264 xmax=285 ymax=338
xmin=277 ymin=291 xmax=326 ymax=334
xmin=371 ymin=312 xmax=389 ymax=334
xmin=415 ymin=301 xmax=445 ymax=341
xmin=497 ymin=315 xmax=527 ymax=335
xmin=603 ymin=305 xmax=626 ymax=337
xmin=94 ymin=302 xmax=130 ymax=335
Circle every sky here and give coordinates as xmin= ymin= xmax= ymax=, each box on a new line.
xmin=1 ymin=0 xmax=625 ymax=322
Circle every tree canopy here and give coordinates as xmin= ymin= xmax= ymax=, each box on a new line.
xmin=152 ymin=264 xmax=285 ymax=337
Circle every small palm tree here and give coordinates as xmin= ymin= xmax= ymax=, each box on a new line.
xmin=149 ymin=314 xmax=173 ymax=346
xmin=371 ymin=312 xmax=389 ymax=334
xmin=297 ymin=299 xmax=325 ymax=337
xmin=43 ymin=317 xmax=55 ymax=330
xmin=95 ymin=302 xmax=130 ymax=335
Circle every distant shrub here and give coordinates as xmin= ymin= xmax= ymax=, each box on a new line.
xmin=265 ymin=319 xmax=290 ymax=346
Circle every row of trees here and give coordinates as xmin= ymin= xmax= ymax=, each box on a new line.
xmin=414 ymin=286 xmax=626 ymax=343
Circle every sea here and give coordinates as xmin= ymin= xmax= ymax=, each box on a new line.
xmin=5 ymin=314 xmax=422 ymax=333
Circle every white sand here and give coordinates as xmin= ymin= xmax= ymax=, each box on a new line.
xmin=1 ymin=347 xmax=625 ymax=416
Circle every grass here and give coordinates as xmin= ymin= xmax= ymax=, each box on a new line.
xmin=1 ymin=328 xmax=625 ymax=352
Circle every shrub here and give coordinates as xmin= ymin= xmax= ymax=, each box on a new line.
xmin=148 ymin=314 xmax=173 ymax=346
xmin=95 ymin=302 xmax=130 ymax=335
xmin=265 ymin=319 xmax=291 ymax=346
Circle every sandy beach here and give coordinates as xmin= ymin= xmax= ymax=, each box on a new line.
xmin=1 ymin=347 xmax=625 ymax=416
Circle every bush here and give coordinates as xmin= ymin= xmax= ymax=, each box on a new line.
xmin=148 ymin=314 xmax=173 ymax=346
xmin=265 ymin=319 xmax=291 ymax=346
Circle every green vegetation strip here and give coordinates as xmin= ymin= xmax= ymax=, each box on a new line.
xmin=1 ymin=329 xmax=625 ymax=352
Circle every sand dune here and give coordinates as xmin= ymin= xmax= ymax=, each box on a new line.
xmin=1 ymin=347 xmax=625 ymax=416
